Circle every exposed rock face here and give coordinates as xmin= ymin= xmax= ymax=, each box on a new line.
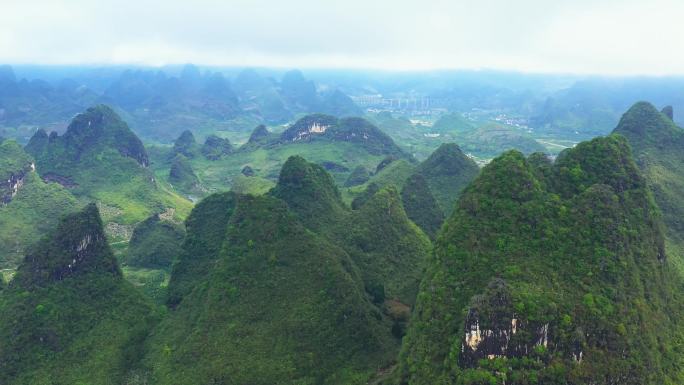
xmin=26 ymin=105 xmax=150 ymax=167
xmin=12 ymin=203 xmax=119 ymax=287
xmin=661 ymin=105 xmax=674 ymax=121
xmin=280 ymin=114 xmax=338 ymax=142
xmin=2 ymin=169 xmax=28 ymax=205
xmin=459 ymin=280 xmax=552 ymax=367
xmin=0 ymin=140 xmax=35 ymax=205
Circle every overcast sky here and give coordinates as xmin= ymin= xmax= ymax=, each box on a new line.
xmin=1 ymin=0 xmax=683 ymax=75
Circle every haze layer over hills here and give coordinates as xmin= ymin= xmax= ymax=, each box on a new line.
xmin=2 ymin=60 xmax=684 ymax=384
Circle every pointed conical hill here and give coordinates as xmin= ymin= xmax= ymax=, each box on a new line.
xmin=612 ymin=101 xmax=683 ymax=151
xmin=28 ymin=104 xmax=149 ymax=166
xmin=346 ymin=186 xmax=431 ymax=306
xmin=344 ymin=165 xmax=371 ymax=187
xmin=201 ymin=134 xmax=232 ymax=160
xmin=125 ymin=212 xmax=185 ymax=270
xmin=24 ymin=128 xmax=49 ymax=156
xmin=248 ymin=124 xmax=270 ymax=143
xmin=166 ymin=191 xmax=237 ymax=307
xmin=12 ymin=203 xmax=117 ymax=287
xmin=0 ymin=204 xmax=158 ymax=385
xmin=415 ymin=143 xmax=479 ymax=215
xmin=399 ymin=135 xmax=684 ymax=384
xmin=172 ymin=130 xmax=199 ymax=158
xmin=0 ymin=140 xmax=78 ymax=268
xmin=168 ymin=154 xmax=202 ymax=195
xmin=271 ymin=156 xmax=430 ymax=306
xmin=270 ymin=155 xmax=348 ymax=233
xmin=145 ymin=194 xmax=396 ymax=384
xmin=400 ymin=173 xmax=444 ymax=239
xmin=25 ymin=105 xmax=191 ymax=225
xmin=611 ymin=102 xmax=684 ymax=270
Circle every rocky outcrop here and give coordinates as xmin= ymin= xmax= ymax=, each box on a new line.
xmin=1 ymin=158 xmax=35 ymax=205
xmin=12 ymin=203 xmax=119 ymax=287
xmin=2 ymin=168 xmax=29 ymax=205
xmin=280 ymin=114 xmax=337 ymax=142
xmin=459 ymin=280 xmax=553 ymax=367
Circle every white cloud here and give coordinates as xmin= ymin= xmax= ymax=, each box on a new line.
xmin=1 ymin=0 xmax=683 ymax=74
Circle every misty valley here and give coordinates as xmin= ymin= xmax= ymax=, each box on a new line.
xmin=1 ymin=62 xmax=684 ymax=385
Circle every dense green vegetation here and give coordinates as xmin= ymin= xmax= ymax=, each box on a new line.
xmin=147 ymin=192 xmax=397 ymax=384
xmin=125 ymin=213 xmax=185 ymax=269
xmin=345 ymin=165 xmax=371 ymax=187
xmin=168 ymin=154 xmax=203 ymax=197
xmin=150 ymin=115 xmax=410 ymax=195
xmin=0 ymin=172 xmax=79 ymax=269
xmin=398 ymin=135 xmax=684 ymax=384
xmin=0 ymin=140 xmax=79 ymax=268
xmin=413 ymin=143 xmax=480 ymax=215
xmin=612 ymin=102 xmax=684 ymax=273
xmin=400 ymin=173 xmax=444 ymax=239
xmin=5 ymin=71 xmax=684 ymax=385
xmin=172 ymin=130 xmax=200 ymax=158
xmin=271 ymin=156 xmax=431 ymax=306
xmin=201 ymin=134 xmax=233 ymax=160
xmin=0 ymin=204 xmax=159 ymax=385
xmin=26 ymin=105 xmax=192 ymax=227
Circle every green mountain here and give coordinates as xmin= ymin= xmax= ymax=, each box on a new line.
xmin=432 ymin=113 xmax=475 ymax=133
xmin=0 ymin=139 xmax=33 ymax=204
xmin=612 ymin=102 xmax=684 ymax=272
xmin=125 ymin=212 xmax=185 ymax=269
xmin=279 ymin=114 xmax=408 ymax=159
xmin=351 ymin=182 xmax=380 ymax=210
xmin=201 ymin=134 xmax=233 ymax=160
xmin=0 ymin=204 xmax=158 ymax=385
xmin=400 ymin=173 xmax=444 ymax=239
xmin=270 ymin=155 xmax=348 ymax=232
xmin=344 ymin=165 xmax=371 ymax=187
xmin=271 ymin=156 xmax=430 ymax=307
xmin=172 ymin=130 xmax=200 ymax=158
xmin=0 ymin=139 xmax=78 ymax=268
xmin=26 ymin=105 xmax=191 ymax=229
xmin=168 ymin=154 xmax=203 ymax=197
xmin=146 ymin=192 xmax=397 ymax=384
xmin=398 ymin=136 xmax=684 ymax=384
xmin=156 ymin=115 xmax=411 ymax=195
xmin=414 ymin=143 xmax=480 ymax=215
xmin=345 ymin=186 xmax=431 ymax=307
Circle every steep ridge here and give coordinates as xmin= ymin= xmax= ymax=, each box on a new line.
xmin=26 ymin=105 xmax=191 ymax=226
xmin=0 ymin=139 xmax=34 ymax=204
xmin=0 ymin=204 xmax=158 ymax=384
xmin=145 ymin=193 xmax=396 ymax=384
xmin=414 ymin=143 xmax=480 ymax=215
xmin=271 ymin=156 xmax=430 ymax=306
xmin=0 ymin=139 xmax=78 ymax=268
xmin=278 ymin=114 xmax=409 ymax=159
xmin=125 ymin=212 xmax=185 ymax=269
xmin=172 ymin=130 xmax=200 ymax=158
xmin=201 ymin=134 xmax=233 ymax=160
xmin=612 ymin=102 xmax=684 ymax=271
xmin=270 ymin=155 xmax=347 ymax=233
xmin=400 ymin=173 xmax=444 ymax=239
xmin=398 ymin=135 xmax=684 ymax=384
